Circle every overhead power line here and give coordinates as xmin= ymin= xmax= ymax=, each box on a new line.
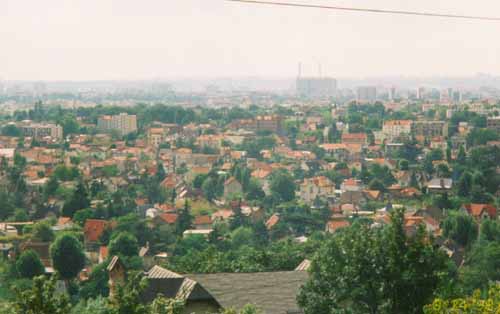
xmin=225 ymin=0 xmax=500 ymax=21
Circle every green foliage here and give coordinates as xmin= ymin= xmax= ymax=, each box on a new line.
xmin=298 ymin=208 xmax=450 ymax=314
xmin=109 ymin=232 xmax=139 ymax=257
xmin=16 ymin=250 xmax=45 ymax=279
xmin=175 ymin=201 xmax=193 ymax=236
xmin=461 ymin=242 xmax=500 ymax=293
xmin=79 ymin=261 xmax=110 ymax=299
xmin=107 ymin=272 xmax=148 ymax=314
xmin=1 ymin=124 xmax=21 ymax=137
xmin=12 ymin=275 xmax=71 ymax=314
xmin=148 ymin=296 xmax=184 ymax=314
xmin=70 ymin=297 xmax=109 ymax=314
xmin=50 ymin=234 xmax=86 ymax=280
xmin=62 ymin=181 xmax=90 ymax=218
xmin=270 ymin=169 xmax=296 ymax=202
xmin=73 ymin=209 xmax=95 ymax=227
xmin=31 ymin=221 xmax=55 ymax=242
xmin=53 ymin=166 xmax=80 ymax=181
xmin=442 ymin=212 xmax=478 ymax=247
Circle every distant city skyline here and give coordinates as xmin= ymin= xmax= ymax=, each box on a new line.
xmin=2 ymin=0 xmax=500 ymax=80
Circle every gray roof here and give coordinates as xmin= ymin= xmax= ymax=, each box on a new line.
xmin=187 ymin=271 xmax=308 ymax=314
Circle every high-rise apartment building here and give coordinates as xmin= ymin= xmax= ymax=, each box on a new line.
xmin=296 ymin=77 xmax=337 ymax=98
xmin=97 ymin=113 xmax=138 ymax=136
xmin=356 ymin=86 xmax=377 ymax=102
xmin=412 ymin=121 xmax=448 ymax=139
xmin=18 ymin=121 xmax=63 ymax=140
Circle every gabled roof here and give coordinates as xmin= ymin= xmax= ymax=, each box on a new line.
xmin=463 ymin=204 xmax=497 ymax=219
xmin=187 ymin=271 xmax=308 ymax=314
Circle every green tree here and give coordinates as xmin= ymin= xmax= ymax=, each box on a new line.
xmin=16 ymin=250 xmax=45 ymax=279
xmin=202 ymin=177 xmax=217 ymax=201
xmin=109 ymin=232 xmax=139 ymax=257
xmin=175 ymin=200 xmax=193 ymax=236
xmin=13 ymin=275 xmax=71 ymax=314
xmin=31 ymin=221 xmax=55 ymax=242
xmin=50 ymin=234 xmax=86 ymax=281
xmin=457 ymin=171 xmax=472 ymax=197
xmin=107 ymin=272 xmax=148 ymax=314
xmin=461 ymin=242 xmax=500 ymax=293
xmin=270 ymin=170 xmax=296 ymax=202
xmin=44 ymin=176 xmax=60 ymax=197
xmin=62 ymin=181 xmax=90 ymax=217
xmin=442 ymin=212 xmax=478 ymax=247
xmin=298 ymin=208 xmax=449 ymax=314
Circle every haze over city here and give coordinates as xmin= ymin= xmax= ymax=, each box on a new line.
xmin=2 ymin=0 xmax=500 ymax=81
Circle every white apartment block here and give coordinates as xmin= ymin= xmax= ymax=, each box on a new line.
xmin=97 ymin=113 xmax=138 ymax=136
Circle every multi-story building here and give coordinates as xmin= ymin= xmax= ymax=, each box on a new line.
xmin=412 ymin=121 xmax=448 ymax=140
xmin=296 ymin=77 xmax=337 ymax=98
xmin=341 ymin=132 xmax=368 ymax=145
xmin=356 ymin=86 xmax=377 ymax=102
xmin=486 ymin=116 xmax=500 ymax=132
xmin=18 ymin=121 xmax=63 ymax=140
xmin=147 ymin=127 xmax=166 ymax=147
xmin=232 ymin=115 xmax=284 ymax=135
xmin=299 ymin=176 xmax=335 ymax=205
xmin=97 ymin=113 xmax=137 ymax=136
xmin=382 ymin=120 xmax=412 ymax=140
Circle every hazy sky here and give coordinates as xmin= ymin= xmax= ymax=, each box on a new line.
xmin=1 ymin=0 xmax=500 ymax=80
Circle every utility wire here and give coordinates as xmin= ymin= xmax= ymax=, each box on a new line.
xmin=225 ymin=0 xmax=500 ymax=21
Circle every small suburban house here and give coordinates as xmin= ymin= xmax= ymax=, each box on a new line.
xmin=108 ymin=258 xmax=307 ymax=314
xmin=223 ymin=177 xmax=243 ymax=199
xmin=299 ymin=176 xmax=335 ymax=205
xmin=461 ymin=203 xmax=497 ymax=221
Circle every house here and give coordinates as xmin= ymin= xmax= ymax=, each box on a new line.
xmin=193 ymin=215 xmax=213 ymax=230
xmin=211 ymin=209 xmax=234 ymax=222
xmin=325 ymin=216 xmax=351 ymax=233
xmin=107 ymin=256 xmax=126 ymax=298
xmin=461 ymin=204 xmax=497 ymax=221
xmin=223 ymin=177 xmax=243 ymax=199
xmin=19 ymin=241 xmax=52 ymax=268
xmin=128 ymin=265 xmax=308 ymax=314
xmin=84 ymin=219 xmax=109 ymax=245
xmin=340 ymin=178 xmax=363 ymax=193
xmin=153 ymin=213 xmax=179 ymax=226
xmin=251 ymin=168 xmax=272 ymax=195
xmin=382 ymin=120 xmax=412 ymax=140
xmin=299 ymin=176 xmax=335 ymax=205
xmin=341 ymin=133 xmax=367 ymax=145
xmin=427 ymin=178 xmax=453 ymax=193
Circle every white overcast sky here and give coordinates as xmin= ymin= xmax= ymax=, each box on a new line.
xmin=1 ymin=0 xmax=500 ymax=80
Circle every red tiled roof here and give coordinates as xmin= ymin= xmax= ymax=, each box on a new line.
xmin=265 ymin=214 xmax=280 ymax=229
xmin=158 ymin=213 xmax=178 ymax=224
xmin=194 ymin=215 xmax=212 ymax=225
xmin=326 ymin=220 xmax=350 ymax=232
xmin=84 ymin=219 xmax=108 ymax=243
xmin=99 ymin=246 xmax=109 ymax=260
xmin=463 ymin=204 xmax=497 ymax=219
xmin=57 ymin=217 xmax=72 ymax=226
